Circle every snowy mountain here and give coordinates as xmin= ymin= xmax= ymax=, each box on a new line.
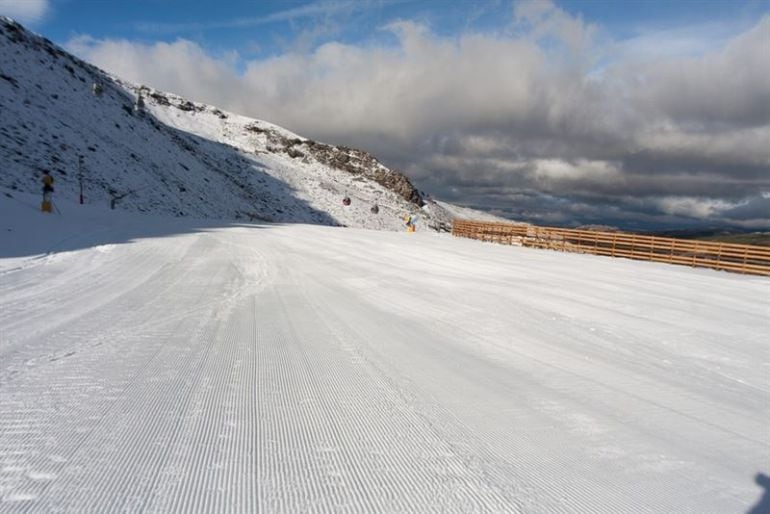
xmin=0 ymin=16 xmax=497 ymax=231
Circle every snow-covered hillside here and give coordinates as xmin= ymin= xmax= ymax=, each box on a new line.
xmin=1 ymin=192 xmax=768 ymax=512
xmin=0 ymin=16 xmax=487 ymax=230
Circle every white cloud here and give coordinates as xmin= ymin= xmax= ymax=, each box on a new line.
xmin=656 ymin=197 xmax=735 ymax=219
xmin=617 ymin=16 xmax=770 ymax=128
xmin=66 ymin=36 xmax=247 ymax=110
xmin=513 ymin=0 xmax=598 ymax=58
xmin=135 ymin=0 xmax=383 ymax=34
xmin=532 ymin=159 xmax=621 ymax=183
xmin=0 ymin=0 xmax=49 ymax=23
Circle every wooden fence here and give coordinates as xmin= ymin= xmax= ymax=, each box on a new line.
xmin=452 ymin=220 xmax=770 ymax=277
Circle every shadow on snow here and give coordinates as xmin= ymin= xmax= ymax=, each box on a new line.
xmin=748 ymin=473 xmax=770 ymax=514
xmin=1 ymin=85 xmax=340 ymax=259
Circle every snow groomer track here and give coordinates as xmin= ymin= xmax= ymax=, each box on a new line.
xmin=1 ymin=209 xmax=768 ymax=513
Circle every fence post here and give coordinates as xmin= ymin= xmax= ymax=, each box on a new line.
xmin=742 ymin=246 xmax=749 ymax=274
xmin=716 ymin=243 xmax=724 ymax=272
xmin=692 ymin=242 xmax=698 ymax=268
xmin=668 ymin=239 xmax=675 ymax=264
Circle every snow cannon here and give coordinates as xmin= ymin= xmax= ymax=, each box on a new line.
xmin=404 ymin=214 xmax=416 ymax=232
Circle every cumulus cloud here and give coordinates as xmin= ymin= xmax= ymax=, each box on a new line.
xmin=655 ymin=197 xmax=736 ymax=219
xmin=65 ymin=35 xmax=249 ymax=111
xmin=65 ymin=2 xmax=770 ymax=230
xmin=720 ymin=195 xmax=770 ymax=226
xmin=0 ymin=0 xmax=49 ymax=23
xmin=619 ymin=16 xmax=770 ymax=128
xmin=513 ymin=0 xmax=597 ymax=59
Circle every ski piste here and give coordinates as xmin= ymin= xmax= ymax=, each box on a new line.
xmin=0 ymin=194 xmax=767 ymax=513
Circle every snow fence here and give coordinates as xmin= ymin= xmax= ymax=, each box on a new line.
xmin=452 ymin=220 xmax=770 ymax=277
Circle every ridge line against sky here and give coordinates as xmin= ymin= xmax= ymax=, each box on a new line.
xmin=2 ymin=0 xmax=769 ymax=230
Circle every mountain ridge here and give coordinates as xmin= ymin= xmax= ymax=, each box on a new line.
xmin=0 ymin=16 xmax=506 ymax=231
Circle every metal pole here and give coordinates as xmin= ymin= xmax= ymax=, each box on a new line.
xmin=78 ymin=155 xmax=84 ymax=204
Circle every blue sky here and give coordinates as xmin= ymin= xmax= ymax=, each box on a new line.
xmin=14 ymin=0 xmax=769 ymax=59
xmin=3 ymin=0 xmax=770 ymax=230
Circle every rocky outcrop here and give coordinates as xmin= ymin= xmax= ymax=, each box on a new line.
xmin=243 ymin=123 xmax=424 ymax=206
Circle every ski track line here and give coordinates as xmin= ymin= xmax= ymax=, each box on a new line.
xmin=330 ymin=286 xmax=739 ymax=512
xmin=0 ymin=233 xmax=250 ymax=512
xmin=0 ymin=224 xmax=117 ymax=279
xmin=299 ymin=229 xmax=768 ymax=426
xmin=75 ymin=256 xmax=246 ymax=512
xmin=426 ymin=304 xmax=768 ymax=454
xmin=149 ymin=232 xmax=523 ymax=512
xmin=270 ymin=241 xmax=557 ymax=511
xmin=270 ymin=285 xmax=519 ymax=513
xmin=0 ymin=234 xmax=205 ymax=383
xmin=291 ymin=288 xmax=526 ymax=513
xmin=0 ymin=236 xmax=172 ymax=357
xmin=1 ymin=225 xmax=766 ymax=513
xmin=149 ymin=295 xmax=258 ymax=513
xmin=296 ymin=271 xmax=624 ymax=514
xmin=271 ymin=230 xmax=766 ymax=513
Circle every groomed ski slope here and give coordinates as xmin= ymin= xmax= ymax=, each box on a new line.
xmin=1 ymin=194 xmax=768 ymax=513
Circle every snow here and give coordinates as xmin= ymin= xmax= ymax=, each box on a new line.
xmin=1 ymin=191 xmax=768 ymax=512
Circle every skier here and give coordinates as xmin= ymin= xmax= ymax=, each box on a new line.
xmin=371 ymin=204 xmax=379 ymax=214
xmin=41 ymin=170 xmax=54 ymax=213
xmin=342 ymin=196 xmax=351 ymax=206
xmin=92 ymin=82 xmax=103 ymax=96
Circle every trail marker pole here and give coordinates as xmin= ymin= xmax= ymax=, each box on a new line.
xmin=78 ymin=155 xmax=84 ymax=204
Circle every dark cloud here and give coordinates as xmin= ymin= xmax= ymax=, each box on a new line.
xmin=721 ymin=195 xmax=770 ymax=222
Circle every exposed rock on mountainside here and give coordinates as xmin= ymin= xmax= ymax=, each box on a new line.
xmin=244 ymin=123 xmax=424 ymax=206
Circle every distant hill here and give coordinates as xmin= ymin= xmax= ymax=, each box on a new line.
xmin=687 ymin=233 xmax=770 ymax=247
xmin=647 ymin=227 xmax=770 ymax=247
